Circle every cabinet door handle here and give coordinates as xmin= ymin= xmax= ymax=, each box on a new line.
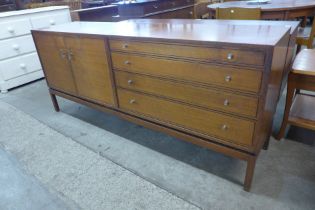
xmin=128 ymin=80 xmax=133 ymax=85
xmin=59 ymin=49 xmax=67 ymax=59
xmin=129 ymin=99 xmax=136 ymax=104
xmin=67 ymin=50 xmax=73 ymax=61
xmin=225 ymin=75 xmax=232 ymax=82
xmin=124 ymin=60 xmax=130 ymax=65
xmin=122 ymin=44 xmax=128 ymax=49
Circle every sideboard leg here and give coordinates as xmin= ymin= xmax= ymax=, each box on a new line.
xmin=244 ymin=156 xmax=256 ymax=192
xmin=50 ymin=93 xmax=60 ymax=112
xmin=263 ymin=137 xmax=270 ymax=150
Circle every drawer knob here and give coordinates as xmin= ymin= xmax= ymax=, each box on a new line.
xmin=7 ymin=27 xmax=14 ymax=33
xmin=129 ymin=99 xmax=136 ymax=104
xmin=230 ymin=9 xmax=234 ymax=13
xmin=225 ymin=75 xmax=232 ymax=82
xmin=223 ymin=99 xmax=229 ymax=106
xmin=50 ymin=20 xmax=56 ymax=25
xmin=221 ymin=124 xmax=229 ymax=130
xmin=227 ymin=53 xmax=234 ymax=60
xmin=123 ymin=44 xmax=128 ymax=49
xmin=12 ymin=44 xmax=19 ymax=50
xmin=19 ymin=63 xmax=26 ymax=69
xmin=124 ymin=60 xmax=130 ymax=65
xmin=189 ymin=11 xmax=193 ymax=15
xmin=128 ymin=80 xmax=133 ymax=85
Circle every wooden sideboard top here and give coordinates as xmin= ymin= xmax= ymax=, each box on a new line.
xmin=37 ymin=19 xmax=295 ymax=46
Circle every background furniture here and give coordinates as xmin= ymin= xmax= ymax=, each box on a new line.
xmin=215 ymin=7 xmax=261 ymax=20
xmin=296 ymin=18 xmax=315 ymax=52
xmin=32 ymin=19 xmax=293 ymax=191
xmin=277 ymin=49 xmax=315 ymax=140
xmin=113 ymin=0 xmax=194 ymax=19
xmin=0 ymin=0 xmax=17 ymax=12
xmin=208 ymin=0 xmax=315 ymax=26
xmin=0 ymin=6 xmax=70 ymax=93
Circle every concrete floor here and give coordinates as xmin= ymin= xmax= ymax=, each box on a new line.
xmin=0 ymin=79 xmax=315 ymax=210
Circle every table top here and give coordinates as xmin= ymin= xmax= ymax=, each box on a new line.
xmin=35 ymin=19 xmax=292 ymax=46
xmin=208 ymin=0 xmax=315 ymax=11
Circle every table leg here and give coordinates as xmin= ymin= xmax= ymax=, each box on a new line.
xmin=276 ymin=74 xmax=296 ymax=140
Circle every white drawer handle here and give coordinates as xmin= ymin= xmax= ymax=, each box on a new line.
xmin=221 ymin=124 xmax=229 ymax=130
xmin=50 ymin=20 xmax=56 ymax=25
xmin=19 ymin=64 xmax=26 ymax=69
xmin=7 ymin=27 xmax=14 ymax=33
xmin=12 ymin=44 xmax=19 ymax=50
xmin=223 ymin=99 xmax=229 ymax=106
xmin=227 ymin=53 xmax=233 ymax=60
xmin=225 ymin=75 xmax=232 ymax=82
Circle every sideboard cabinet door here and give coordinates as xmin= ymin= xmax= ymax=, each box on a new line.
xmin=32 ymin=33 xmax=77 ymax=95
xmin=65 ymin=37 xmax=115 ymax=106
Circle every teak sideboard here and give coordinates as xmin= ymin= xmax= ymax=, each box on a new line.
xmin=32 ymin=20 xmax=294 ymax=191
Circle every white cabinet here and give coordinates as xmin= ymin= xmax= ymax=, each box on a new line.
xmin=0 ymin=6 xmax=71 ymax=93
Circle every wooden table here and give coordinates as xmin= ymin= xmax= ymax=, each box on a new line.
xmin=208 ymin=0 xmax=315 ymax=25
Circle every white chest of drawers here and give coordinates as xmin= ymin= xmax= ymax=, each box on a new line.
xmin=0 ymin=6 xmax=71 ymax=93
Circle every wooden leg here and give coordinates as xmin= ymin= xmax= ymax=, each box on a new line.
xmin=296 ymin=44 xmax=302 ymax=54
xmin=263 ymin=137 xmax=270 ymax=150
xmin=301 ymin=16 xmax=307 ymax=27
xmin=50 ymin=93 xmax=60 ymax=112
xmin=244 ymin=156 xmax=257 ymax=192
xmin=276 ymin=74 xmax=296 ymax=140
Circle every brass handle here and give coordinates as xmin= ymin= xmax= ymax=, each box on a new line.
xmin=227 ymin=53 xmax=233 ymax=60
xmin=129 ymin=99 xmax=136 ymax=104
xmin=67 ymin=50 xmax=73 ymax=61
xmin=59 ymin=49 xmax=67 ymax=59
xmin=124 ymin=60 xmax=130 ymax=65
xmin=128 ymin=80 xmax=133 ymax=85
xmin=223 ymin=99 xmax=229 ymax=106
xmin=123 ymin=44 xmax=128 ymax=49
xmin=221 ymin=124 xmax=229 ymax=130
xmin=225 ymin=75 xmax=232 ymax=82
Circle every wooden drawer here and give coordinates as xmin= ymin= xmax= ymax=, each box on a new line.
xmin=117 ymin=88 xmax=255 ymax=146
xmin=109 ymin=40 xmax=265 ymax=66
xmin=0 ymin=35 xmax=36 ymax=60
xmin=111 ymin=53 xmax=262 ymax=93
xmin=0 ymin=19 xmax=31 ymax=40
xmin=0 ymin=52 xmax=41 ymax=81
xmin=115 ymin=71 xmax=258 ymax=117
xmin=30 ymin=13 xmax=70 ymax=29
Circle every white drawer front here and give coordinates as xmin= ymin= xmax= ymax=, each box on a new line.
xmin=0 ymin=35 xmax=36 ymax=60
xmin=30 ymin=13 xmax=70 ymax=29
xmin=0 ymin=53 xmax=42 ymax=81
xmin=0 ymin=19 xmax=32 ymax=40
